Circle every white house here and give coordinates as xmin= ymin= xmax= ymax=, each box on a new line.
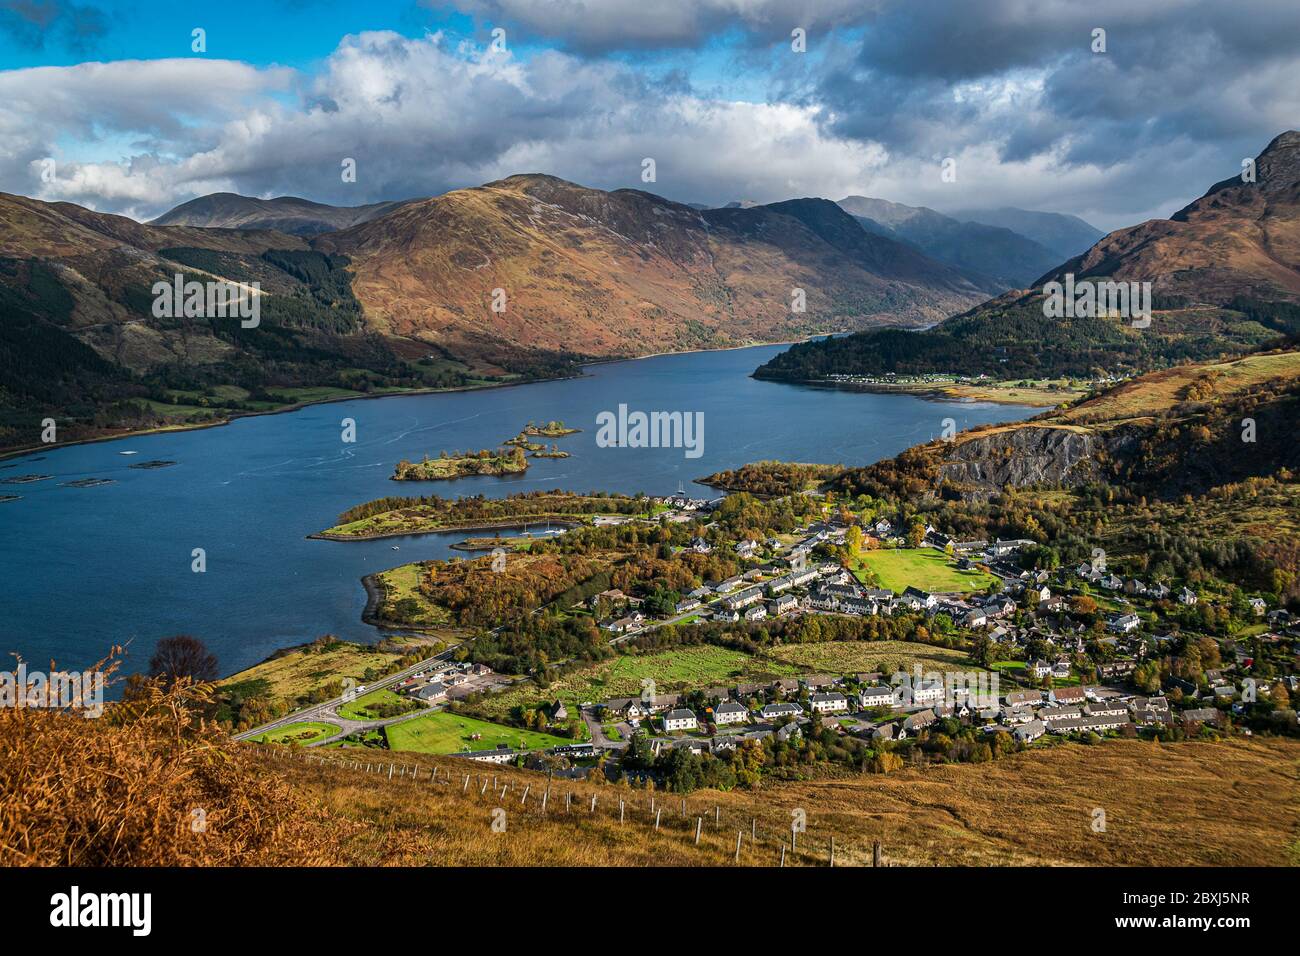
xmin=662 ymin=708 xmax=698 ymax=732
xmin=1107 ymin=612 xmax=1141 ymax=634
xmin=712 ymin=701 xmax=750 ymax=726
xmin=1026 ymin=658 xmax=1053 ymax=679
xmin=859 ymin=685 xmax=897 ymax=709
xmin=760 ymin=702 xmax=803 ymax=720
xmin=1179 ymin=587 xmax=1198 ymax=606
xmin=808 ymin=692 xmax=849 ymax=714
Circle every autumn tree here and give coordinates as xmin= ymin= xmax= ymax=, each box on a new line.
xmin=148 ymin=635 xmax=219 ymax=685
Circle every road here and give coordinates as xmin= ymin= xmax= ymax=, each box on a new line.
xmin=232 ymin=644 xmax=461 ymax=742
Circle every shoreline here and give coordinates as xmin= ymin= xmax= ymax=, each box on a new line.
xmin=0 ymin=327 xmax=915 ymax=464
xmin=309 ymin=517 xmax=584 ymax=543
xmin=752 ymin=376 xmax=1069 ymax=408
xmin=0 ymin=372 xmax=584 ymax=464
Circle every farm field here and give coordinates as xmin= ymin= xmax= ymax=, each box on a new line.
xmin=853 ymin=547 xmax=997 ymax=594
xmin=764 ymin=640 xmax=979 ymax=676
xmin=384 ymin=711 xmax=572 ymax=754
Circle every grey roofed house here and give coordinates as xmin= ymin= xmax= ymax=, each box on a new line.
xmin=1005 ymin=690 xmax=1044 ymax=707
xmin=1046 ymin=712 xmax=1130 ymax=734
xmin=715 ymin=701 xmax=748 ymax=715
xmin=1014 ymin=719 xmax=1046 ymax=742
xmin=871 ymin=723 xmax=897 ymax=741
xmin=775 ymin=722 xmax=802 ymax=742
xmin=663 ymin=708 xmax=696 ymax=721
xmin=414 ymin=682 xmax=447 ymax=701
xmin=1182 ymin=707 xmax=1222 ymax=725
xmin=1038 ymin=705 xmax=1083 ymax=721
xmin=760 ymin=702 xmax=803 ymax=719
xmin=902 ymin=709 xmax=937 ymax=733
xmin=672 ymin=738 xmax=711 ymax=754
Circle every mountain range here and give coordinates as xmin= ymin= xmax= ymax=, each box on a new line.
xmin=0 ymin=173 xmax=1014 ymax=451
xmin=756 ymin=131 xmax=1300 ymax=384
xmin=10 ymin=131 xmax=1299 ymax=455
xmin=837 ymin=195 xmax=1065 ymax=287
xmin=150 ymin=193 xmax=417 ymax=236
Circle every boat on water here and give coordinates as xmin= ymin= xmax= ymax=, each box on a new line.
xmin=119 ymin=450 xmax=138 ymax=456
xmin=391 ymin=546 xmax=399 ymax=550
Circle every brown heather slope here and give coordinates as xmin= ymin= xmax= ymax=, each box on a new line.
xmin=1041 ymin=130 xmax=1300 ymax=303
xmin=269 ymin=738 xmax=1300 ymax=866
xmin=7 ymin=680 xmax=1296 ymax=866
xmin=314 ymin=174 xmax=995 ymax=365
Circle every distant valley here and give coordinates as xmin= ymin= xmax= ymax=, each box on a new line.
xmin=757 ymin=132 xmax=1300 ymax=386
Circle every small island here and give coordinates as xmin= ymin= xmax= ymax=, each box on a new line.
xmin=393 ymin=448 xmax=529 ymax=481
xmin=531 ymin=444 xmax=570 ymax=459
xmin=521 ymin=420 xmax=579 ymax=437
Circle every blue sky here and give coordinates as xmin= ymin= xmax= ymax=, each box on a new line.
xmin=1 ymin=1 xmax=1297 ymax=229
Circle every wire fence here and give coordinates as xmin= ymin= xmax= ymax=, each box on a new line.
xmin=257 ymin=748 xmax=899 ymax=867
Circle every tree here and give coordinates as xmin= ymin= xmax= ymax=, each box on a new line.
xmin=845 ymin=525 xmax=864 ymax=555
xmin=148 ymin=635 xmax=219 ymax=684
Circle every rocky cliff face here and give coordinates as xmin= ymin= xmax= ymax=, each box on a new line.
xmin=936 ymin=426 xmax=1109 ymax=496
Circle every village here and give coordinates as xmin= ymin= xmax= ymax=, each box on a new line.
xmin=379 ymin=500 xmax=1296 ymax=777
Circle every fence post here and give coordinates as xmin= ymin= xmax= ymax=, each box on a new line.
xmin=735 ymin=830 xmax=742 ymax=863
xmin=695 ymin=818 xmax=702 ymax=844
xmin=829 ymin=836 xmax=835 ymax=868
xmin=780 ymin=844 xmax=786 ymax=867
xmin=873 ymin=841 xmax=882 ymax=867
xmin=619 ymin=800 xmax=625 ymax=824
xmin=654 ymin=808 xmax=662 ymax=831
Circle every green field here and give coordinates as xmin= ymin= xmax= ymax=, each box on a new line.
xmin=250 ymin=721 xmax=341 ymax=746
xmin=852 ymin=547 xmax=997 ymax=594
xmin=337 ymin=688 xmax=420 ymax=721
xmin=471 ymin=645 xmax=799 ymax=725
xmin=384 ymin=711 xmax=573 ymax=754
